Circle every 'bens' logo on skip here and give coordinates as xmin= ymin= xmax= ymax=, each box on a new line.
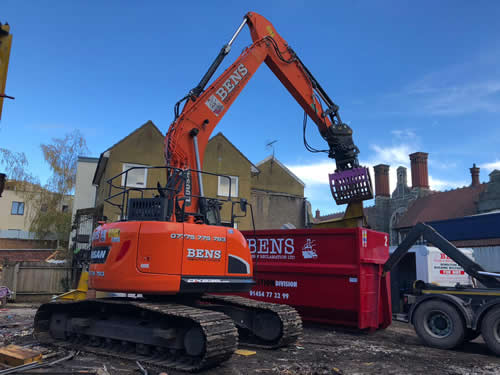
xmin=247 ymin=238 xmax=294 ymax=254
xmin=187 ymin=248 xmax=222 ymax=261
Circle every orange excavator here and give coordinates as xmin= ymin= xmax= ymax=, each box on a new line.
xmin=35 ymin=12 xmax=373 ymax=372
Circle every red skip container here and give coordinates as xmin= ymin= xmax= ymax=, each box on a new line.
xmin=240 ymin=227 xmax=392 ymax=330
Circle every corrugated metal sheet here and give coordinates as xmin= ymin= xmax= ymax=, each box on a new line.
xmin=0 ymin=230 xmax=36 ymax=239
xmin=0 ymin=230 xmax=57 ymax=240
xmin=470 ymin=246 xmax=500 ymax=272
xmin=428 ymin=212 xmax=500 ymax=241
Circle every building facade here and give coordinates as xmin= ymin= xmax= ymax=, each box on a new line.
xmin=80 ymin=123 xmax=309 ymax=231
xmin=0 ymin=181 xmax=73 ymax=249
xmin=92 ymin=120 xmax=167 ymax=221
xmin=315 ymin=151 xmax=500 ymax=246
xmin=250 ymin=156 xmax=308 ymax=229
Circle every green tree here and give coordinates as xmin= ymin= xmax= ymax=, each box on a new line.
xmin=29 ymin=130 xmax=88 ymax=247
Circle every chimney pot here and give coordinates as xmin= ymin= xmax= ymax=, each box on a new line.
xmin=409 ymin=152 xmax=429 ymax=189
xmin=374 ymin=164 xmax=390 ymax=197
xmin=470 ymin=163 xmax=480 ymax=187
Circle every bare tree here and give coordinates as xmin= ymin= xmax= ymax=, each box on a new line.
xmin=30 ymin=130 xmax=89 ymax=247
xmin=0 ymin=148 xmax=39 ymax=189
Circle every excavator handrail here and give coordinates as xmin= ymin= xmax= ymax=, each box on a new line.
xmin=103 ymin=164 xmax=242 ymax=221
xmin=383 ymin=222 xmax=500 ymax=289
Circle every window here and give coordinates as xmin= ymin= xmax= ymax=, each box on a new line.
xmin=217 ymin=176 xmax=238 ymax=197
xmin=40 ymin=204 xmax=48 ymax=212
xmin=121 ymin=163 xmax=148 ymax=188
xmin=62 ymin=205 xmax=69 ymax=213
xmin=11 ymin=201 xmax=24 ymax=215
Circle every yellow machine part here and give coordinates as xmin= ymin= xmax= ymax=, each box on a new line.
xmin=54 ymin=270 xmax=89 ymax=301
xmin=312 ymin=201 xmax=367 ymax=229
xmin=0 ymin=22 xmax=13 ymax=120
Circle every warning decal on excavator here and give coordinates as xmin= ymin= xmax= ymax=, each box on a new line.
xmin=206 ymin=95 xmax=224 ymax=116
xmin=108 ymin=228 xmax=120 ymax=243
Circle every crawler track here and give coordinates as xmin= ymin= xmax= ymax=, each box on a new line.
xmin=34 ymin=298 xmax=238 ymax=372
xmin=201 ymin=294 xmax=303 ymax=348
xmin=33 ymin=296 xmax=302 ymax=372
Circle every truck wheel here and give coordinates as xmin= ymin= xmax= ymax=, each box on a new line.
xmin=413 ymin=300 xmax=465 ymax=349
xmin=481 ymin=306 xmax=500 ymax=355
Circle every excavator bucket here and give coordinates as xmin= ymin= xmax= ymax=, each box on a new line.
xmin=329 ymin=167 xmax=373 ymax=205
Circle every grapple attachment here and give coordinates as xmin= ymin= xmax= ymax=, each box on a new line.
xmin=329 ymin=167 xmax=373 ymax=205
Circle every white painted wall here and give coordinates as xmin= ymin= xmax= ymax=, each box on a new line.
xmin=72 ymin=157 xmax=98 ymax=217
xmin=68 ymin=157 xmax=98 ymax=246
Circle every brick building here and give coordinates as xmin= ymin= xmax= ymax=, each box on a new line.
xmin=315 ymin=151 xmax=500 ymax=245
xmin=75 ymin=122 xmax=311 ymax=234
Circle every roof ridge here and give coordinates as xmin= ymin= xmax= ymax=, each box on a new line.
xmin=427 ymin=183 xmax=485 ymax=195
xmin=256 ymin=156 xmax=305 ymax=187
xmin=104 ymin=120 xmax=163 ymax=153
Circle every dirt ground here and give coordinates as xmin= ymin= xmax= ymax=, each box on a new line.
xmin=2 ymin=304 xmax=500 ymax=375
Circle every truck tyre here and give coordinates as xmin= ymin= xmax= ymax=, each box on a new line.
xmin=481 ymin=306 xmax=500 ymax=355
xmin=413 ymin=300 xmax=465 ymax=349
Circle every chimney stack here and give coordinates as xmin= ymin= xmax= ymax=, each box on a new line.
xmin=315 ymin=209 xmax=320 ymax=219
xmin=409 ymin=152 xmax=429 ymax=189
xmin=374 ymin=164 xmax=390 ymax=197
xmin=470 ymin=163 xmax=480 ymax=187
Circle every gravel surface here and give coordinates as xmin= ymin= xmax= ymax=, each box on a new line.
xmin=2 ymin=304 xmax=500 ymax=374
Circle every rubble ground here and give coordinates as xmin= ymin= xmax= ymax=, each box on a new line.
xmin=2 ymin=304 xmax=500 ymax=374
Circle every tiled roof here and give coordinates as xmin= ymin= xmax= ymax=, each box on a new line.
xmin=395 ymin=184 xmax=487 ymax=229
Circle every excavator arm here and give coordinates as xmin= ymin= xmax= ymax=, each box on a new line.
xmin=383 ymin=222 xmax=500 ymax=289
xmin=165 ymin=12 xmax=372 ymax=217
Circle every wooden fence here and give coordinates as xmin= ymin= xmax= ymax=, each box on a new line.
xmin=2 ymin=261 xmax=71 ymax=302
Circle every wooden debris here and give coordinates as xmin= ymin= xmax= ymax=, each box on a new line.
xmin=0 ymin=345 xmax=42 ymax=367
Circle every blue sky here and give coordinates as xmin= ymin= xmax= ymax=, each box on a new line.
xmin=2 ymin=1 xmax=500 ymax=215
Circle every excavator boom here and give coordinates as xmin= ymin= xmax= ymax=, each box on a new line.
xmin=166 ymin=12 xmax=372 ymax=214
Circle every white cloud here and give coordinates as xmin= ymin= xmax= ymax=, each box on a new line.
xmin=287 ymin=160 xmax=337 ymax=186
xmin=428 ymin=160 xmax=458 ymax=170
xmin=428 ymin=176 xmax=467 ymax=191
xmin=377 ymin=48 xmax=500 ymax=116
xmin=369 ymin=144 xmax=413 ymax=166
xmin=286 ymin=134 xmax=468 ymax=213
xmin=407 ymin=80 xmax=500 ymax=116
xmin=482 ymin=160 xmax=500 ymax=171
xmin=286 ymin=156 xmax=466 ymax=214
